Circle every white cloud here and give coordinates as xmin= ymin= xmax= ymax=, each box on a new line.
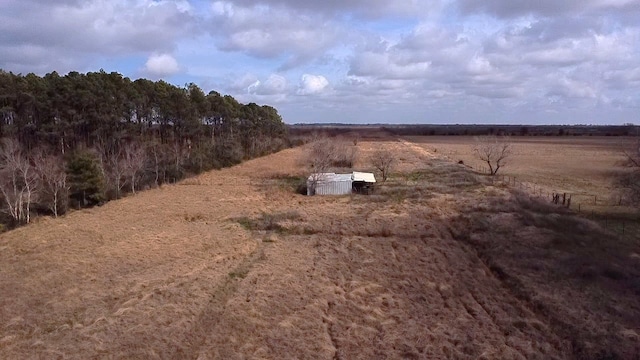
xmin=208 ymin=1 xmax=343 ymax=69
xmin=143 ymin=53 xmax=180 ymax=77
xmin=219 ymin=0 xmax=440 ymax=19
xmin=245 ymin=74 xmax=289 ymax=95
xmin=1 ymin=0 xmax=639 ymax=124
xmin=258 ymin=74 xmax=288 ymax=95
xmin=0 ymin=0 xmax=195 ymax=74
xmin=298 ymin=74 xmax=329 ymax=95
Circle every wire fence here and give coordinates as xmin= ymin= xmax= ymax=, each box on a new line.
xmin=471 ymin=164 xmax=640 ymax=239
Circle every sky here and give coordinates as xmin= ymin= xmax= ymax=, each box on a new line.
xmin=1 ymin=0 xmax=639 ymax=125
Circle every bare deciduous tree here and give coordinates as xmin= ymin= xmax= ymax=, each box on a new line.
xmin=303 ymin=137 xmax=334 ymax=195
xmin=0 ymin=139 xmax=37 ymax=224
xmin=615 ymin=138 xmax=640 ymax=206
xmin=301 ymin=136 xmax=359 ymax=194
xmin=122 ymin=142 xmax=147 ymax=194
xmin=95 ymin=143 xmax=126 ymax=199
xmin=473 ymin=135 xmax=512 ymax=176
xmin=32 ymin=150 xmax=68 ymax=217
xmin=370 ymin=149 xmax=395 ymax=182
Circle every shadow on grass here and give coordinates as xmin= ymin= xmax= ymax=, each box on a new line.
xmin=448 ymin=191 xmax=640 ymax=360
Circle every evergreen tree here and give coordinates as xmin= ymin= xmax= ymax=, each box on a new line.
xmin=67 ymin=151 xmax=105 ymax=208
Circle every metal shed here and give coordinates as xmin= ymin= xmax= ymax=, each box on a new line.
xmin=307 ymin=172 xmax=377 ymax=196
xmin=307 ymin=173 xmax=353 ymax=195
xmin=352 ymin=171 xmax=376 ymax=183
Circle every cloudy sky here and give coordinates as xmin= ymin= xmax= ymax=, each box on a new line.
xmin=1 ymin=0 xmax=639 ymax=124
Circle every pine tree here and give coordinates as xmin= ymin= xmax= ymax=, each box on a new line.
xmin=66 ymin=151 xmax=105 ymax=208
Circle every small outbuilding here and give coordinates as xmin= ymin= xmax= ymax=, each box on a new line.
xmin=307 ymin=171 xmax=376 ymax=196
xmin=352 ymin=171 xmax=376 ymax=194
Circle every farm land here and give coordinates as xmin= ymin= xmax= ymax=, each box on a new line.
xmin=1 ymin=135 xmax=639 ymax=359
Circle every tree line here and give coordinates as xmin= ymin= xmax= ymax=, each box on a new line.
xmin=0 ymin=69 xmax=288 ymax=228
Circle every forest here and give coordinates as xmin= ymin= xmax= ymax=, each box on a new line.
xmin=0 ymin=70 xmax=288 ymax=228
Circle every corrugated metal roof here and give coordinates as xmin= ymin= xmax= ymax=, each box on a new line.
xmin=352 ymin=171 xmax=376 ymax=183
xmin=307 ymin=173 xmax=352 ymax=182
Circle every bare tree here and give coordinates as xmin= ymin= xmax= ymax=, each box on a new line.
xmin=472 ymin=135 xmax=512 ymax=175
xmin=122 ymin=142 xmax=147 ymax=194
xmin=614 ymin=138 xmax=640 ymax=206
xmin=32 ymin=150 xmax=68 ymax=217
xmin=147 ymin=141 xmax=166 ymax=186
xmin=370 ymin=149 xmax=395 ymax=182
xmin=0 ymin=139 xmax=38 ymax=224
xmin=95 ymin=142 xmax=126 ymax=199
xmin=301 ymin=136 xmax=359 ymax=194
xmin=303 ymin=137 xmax=334 ymax=195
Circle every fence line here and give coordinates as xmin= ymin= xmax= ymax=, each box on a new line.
xmin=471 ymin=164 xmax=639 ymax=238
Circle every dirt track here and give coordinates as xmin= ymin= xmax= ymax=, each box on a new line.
xmin=0 ymin=141 xmax=637 ymax=359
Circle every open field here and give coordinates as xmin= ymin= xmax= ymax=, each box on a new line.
xmin=407 ymin=136 xmax=627 ymax=197
xmin=407 ymin=136 xmax=637 ymax=214
xmin=1 ymin=140 xmax=639 ymax=359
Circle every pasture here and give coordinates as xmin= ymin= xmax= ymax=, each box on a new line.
xmin=408 ymin=136 xmax=637 ymax=213
xmin=0 ymin=139 xmax=638 ymax=359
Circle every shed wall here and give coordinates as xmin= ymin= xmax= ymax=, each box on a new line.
xmin=308 ymin=179 xmax=353 ymax=195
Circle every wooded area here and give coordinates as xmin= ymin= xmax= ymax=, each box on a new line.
xmin=0 ymin=70 xmax=288 ymax=228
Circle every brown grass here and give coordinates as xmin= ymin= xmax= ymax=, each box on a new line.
xmin=0 ymin=139 xmax=638 ymax=359
xmin=408 ymin=136 xmax=625 ymax=196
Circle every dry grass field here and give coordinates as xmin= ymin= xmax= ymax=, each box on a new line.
xmin=1 ymin=139 xmax=639 ymax=359
xmin=407 ymin=136 xmax=626 ymax=198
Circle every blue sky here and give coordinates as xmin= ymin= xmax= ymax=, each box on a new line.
xmin=1 ymin=0 xmax=639 ymax=125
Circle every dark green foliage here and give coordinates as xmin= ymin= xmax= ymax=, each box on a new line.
xmin=0 ymin=69 xmax=288 ymax=218
xmin=66 ymin=151 xmax=105 ymax=208
xmin=0 ymin=69 xmax=287 ymax=158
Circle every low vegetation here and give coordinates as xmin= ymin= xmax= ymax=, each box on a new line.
xmin=233 ymin=211 xmax=302 ymax=233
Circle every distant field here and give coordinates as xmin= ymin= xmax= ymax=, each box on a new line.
xmin=407 ymin=136 xmax=631 ymax=210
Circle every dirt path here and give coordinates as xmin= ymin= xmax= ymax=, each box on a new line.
xmin=0 ymin=142 xmax=589 ymax=359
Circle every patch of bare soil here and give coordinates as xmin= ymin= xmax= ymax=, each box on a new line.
xmin=0 ymin=141 xmax=638 ymax=359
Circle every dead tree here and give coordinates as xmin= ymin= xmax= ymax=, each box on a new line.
xmin=472 ymin=135 xmax=512 ymax=176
